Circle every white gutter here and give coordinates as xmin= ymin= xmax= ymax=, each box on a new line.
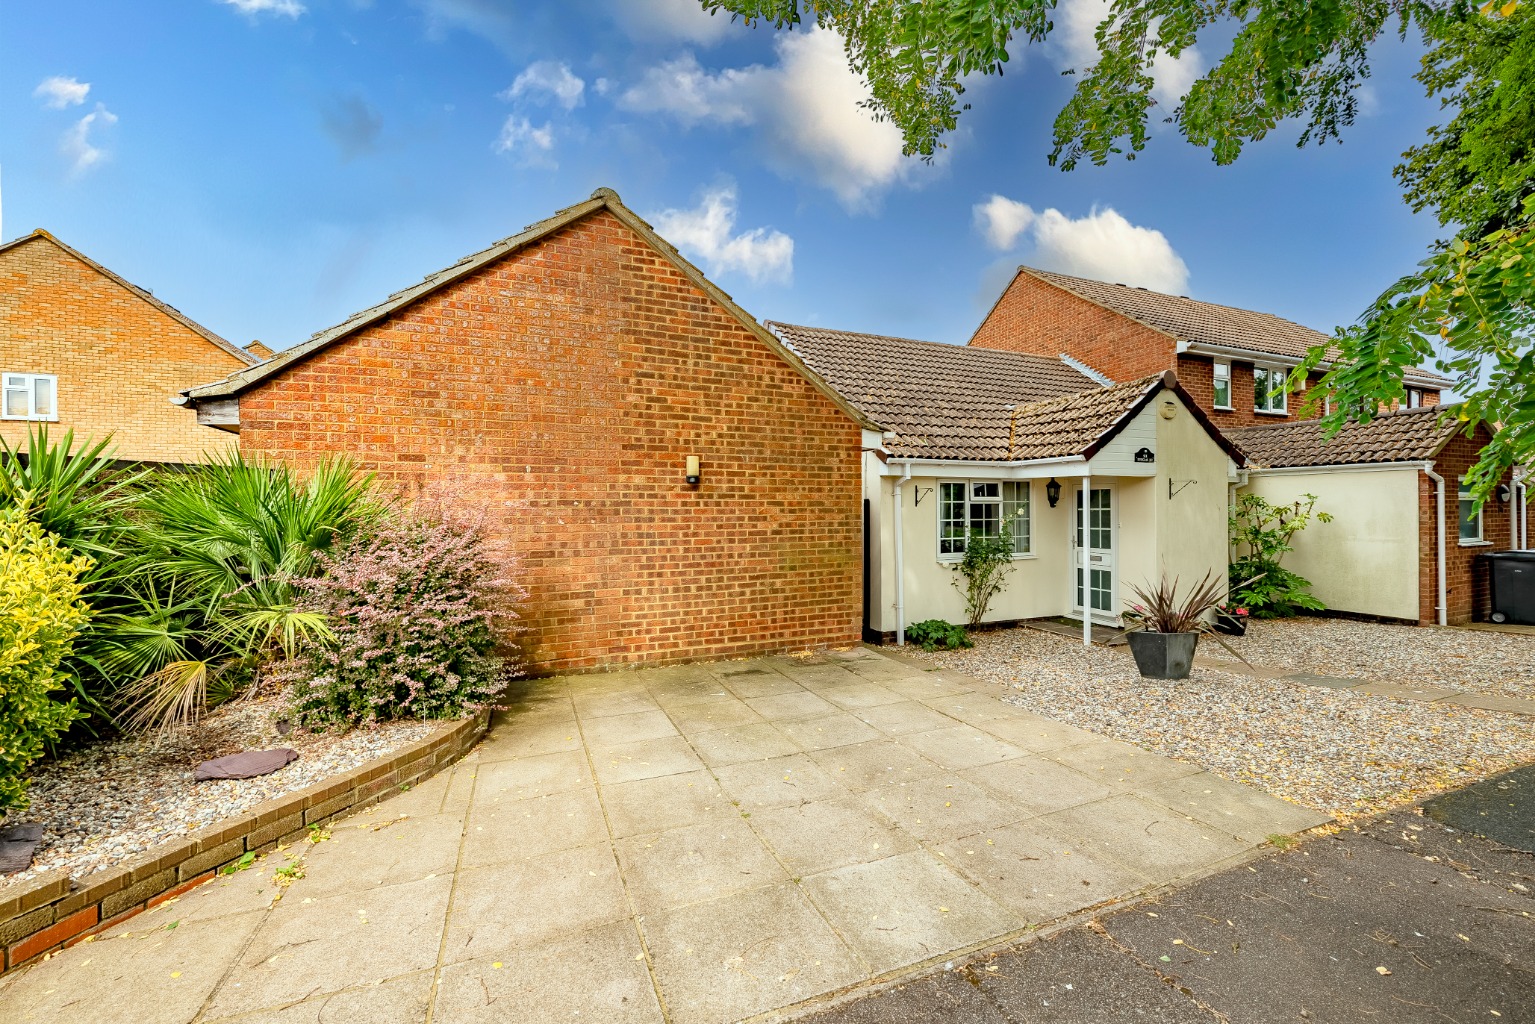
xmin=882 ymin=455 xmax=1088 ymax=477
xmin=1422 ymin=464 xmax=1448 ymax=626
xmin=1245 ymin=461 xmax=1430 ymax=478
xmin=892 ymin=462 xmax=913 ymax=646
xmin=1177 ymin=340 xmax=1448 ymax=388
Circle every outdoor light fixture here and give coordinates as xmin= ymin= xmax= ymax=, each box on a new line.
xmin=1498 ymin=483 xmax=1512 ymax=503
xmin=685 ymin=455 xmax=701 ymax=487
xmin=1045 ymin=477 xmax=1061 ymax=508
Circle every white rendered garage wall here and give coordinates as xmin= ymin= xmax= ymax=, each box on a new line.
xmin=1241 ymin=467 xmax=1421 ymax=621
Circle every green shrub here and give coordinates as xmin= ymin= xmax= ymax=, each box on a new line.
xmin=0 ymin=513 xmax=91 ymax=816
xmin=281 ymin=507 xmax=523 ymax=731
xmin=949 ymin=526 xmax=1018 ymax=626
xmin=906 ymin=619 xmax=973 ymax=652
xmin=1229 ymin=493 xmax=1333 ymax=618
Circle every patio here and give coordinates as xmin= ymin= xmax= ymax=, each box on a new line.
xmin=0 ymin=647 xmax=1326 ymax=1024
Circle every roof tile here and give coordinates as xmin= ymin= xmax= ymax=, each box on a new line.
xmin=1227 ymin=407 xmax=1462 ymax=468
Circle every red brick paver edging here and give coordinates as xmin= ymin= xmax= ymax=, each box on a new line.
xmin=0 ymin=712 xmax=487 ymax=974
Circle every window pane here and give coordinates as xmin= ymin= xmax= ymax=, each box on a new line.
xmin=1090 ymin=489 xmax=1111 ymax=550
xmin=969 ymin=499 xmax=1000 ymax=539
xmin=1458 ymin=488 xmax=1481 ymax=541
xmin=1003 ymin=481 xmax=1030 ymax=554
xmin=971 ymin=482 xmax=1000 ymax=501
xmin=4 ymin=388 xmax=27 ymax=418
xmin=1213 ymin=377 xmax=1230 ymax=408
xmin=939 ymin=482 xmax=967 ymax=555
xmin=31 ymin=377 xmax=53 ymax=418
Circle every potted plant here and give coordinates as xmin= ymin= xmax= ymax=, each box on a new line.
xmin=1120 ymin=572 xmax=1244 ymax=680
xmin=1214 ymin=603 xmax=1249 ymax=636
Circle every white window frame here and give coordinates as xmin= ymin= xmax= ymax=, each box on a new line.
xmin=2 ymin=373 xmax=59 ymax=422
xmin=1408 ymin=388 xmax=1422 ymax=409
xmin=936 ymin=479 xmax=1033 ymax=561
xmin=1458 ymin=478 xmax=1487 ymax=545
xmin=1212 ymin=361 xmax=1232 ymax=410
xmin=1252 ymin=364 xmax=1288 ymax=415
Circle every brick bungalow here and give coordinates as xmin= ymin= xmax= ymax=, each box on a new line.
xmin=969 ymin=266 xmax=1450 ymax=424
xmin=771 ymin=323 xmax=1248 ymax=645
xmin=181 ymin=189 xmax=878 ymax=673
xmin=0 ymin=230 xmax=260 ymax=462
xmin=1230 ymin=411 xmax=1523 ymax=626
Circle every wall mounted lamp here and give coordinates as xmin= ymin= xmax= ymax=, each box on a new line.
xmin=685 ymin=455 xmax=701 ymax=487
xmin=1498 ymin=483 xmax=1512 ymax=503
xmin=1045 ymin=477 xmax=1062 ymax=508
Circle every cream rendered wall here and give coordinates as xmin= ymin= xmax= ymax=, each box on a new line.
xmin=1151 ymin=393 xmax=1233 ymax=597
xmin=870 ymin=472 xmax=1076 ymax=630
xmin=1241 ymin=468 xmax=1421 ymax=620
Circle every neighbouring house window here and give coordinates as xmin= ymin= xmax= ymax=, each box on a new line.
xmin=1458 ymin=479 xmax=1484 ymax=543
xmin=1212 ymin=362 xmax=1232 ymax=410
xmin=2 ymin=373 xmax=57 ymax=421
xmin=1408 ymin=388 xmax=1422 ymax=408
xmin=1253 ymin=365 xmax=1287 ymax=414
xmin=937 ymin=480 xmax=1032 ymax=557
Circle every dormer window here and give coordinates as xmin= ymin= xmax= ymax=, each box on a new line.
xmin=2 ymin=373 xmax=57 ymax=421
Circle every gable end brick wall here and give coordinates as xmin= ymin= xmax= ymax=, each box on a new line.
xmin=235 ymin=210 xmax=863 ymax=673
xmin=969 ymin=272 xmax=1175 ymax=380
xmin=1418 ymin=430 xmax=1515 ymax=626
xmin=0 ymin=237 xmax=247 ymax=463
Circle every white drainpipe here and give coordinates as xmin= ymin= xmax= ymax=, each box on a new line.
xmin=892 ymin=462 xmax=913 ymax=646
xmin=1423 ymin=464 xmax=1448 ymax=626
xmin=1081 ymin=470 xmax=1092 ymax=646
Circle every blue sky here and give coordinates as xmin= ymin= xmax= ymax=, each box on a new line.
xmin=4 ymin=0 xmax=1448 ymax=354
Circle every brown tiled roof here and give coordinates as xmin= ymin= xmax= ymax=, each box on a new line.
xmin=1010 ymin=267 xmax=1451 ymax=388
xmin=768 ymin=321 xmax=1103 ymax=460
xmin=1227 ymin=406 xmax=1462 ymax=468
xmin=1006 ymin=374 xmax=1173 ymax=461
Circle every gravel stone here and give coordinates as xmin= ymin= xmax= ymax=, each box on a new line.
xmin=1 ymin=696 xmax=438 ymax=892
xmin=914 ymin=622 xmax=1535 ymax=821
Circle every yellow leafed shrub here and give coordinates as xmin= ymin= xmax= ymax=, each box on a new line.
xmin=0 ymin=511 xmax=92 ymax=817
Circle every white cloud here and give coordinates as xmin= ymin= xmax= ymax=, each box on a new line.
xmin=974 ymin=195 xmax=1036 ymax=251
xmin=62 ymin=104 xmax=118 ymax=176
xmin=975 ymin=195 xmax=1189 ymax=293
xmin=1055 ymin=0 xmax=1202 ymax=109
xmin=221 ymin=0 xmax=307 ymax=16
xmin=651 ymin=185 xmax=793 ymax=285
xmin=504 ymin=61 xmax=585 ymax=110
xmin=494 ymin=116 xmax=555 ymax=167
xmin=620 ymin=29 xmax=912 ymax=209
xmin=615 ymin=0 xmax=737 ymax=45
xmin=34 ymin=76 xmax=90 ymax=109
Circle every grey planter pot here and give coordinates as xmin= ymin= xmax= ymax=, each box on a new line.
xmin=1126 ymin=631 xmax=1199 ymax=680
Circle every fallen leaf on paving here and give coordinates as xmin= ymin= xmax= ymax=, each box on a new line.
xmin=1376 ymin=966 xmax=1392 ymax=976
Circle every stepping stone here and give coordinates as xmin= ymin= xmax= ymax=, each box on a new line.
xmin=0 ymin=822 xmax=43 ymax=874
xmin=194 ymin=747 xmax=299 ymax=781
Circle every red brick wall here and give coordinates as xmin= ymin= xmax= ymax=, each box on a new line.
xmin=0 ymin=236 xmax=249 ymax=462
xmin=236 ymin=210 xmax=864 ymax=673
xmin=1175 ymin=355 xmax=1326 ymax=427
xmin=968 ymin=272 xmax=1174 ymax=380
xmin=1417 ymin=429 xmax=1516 ymax=625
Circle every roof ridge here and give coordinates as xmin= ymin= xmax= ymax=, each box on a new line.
xmin=1018 ymin=264 xmax=1322 ymax=335
xmin=767 ymin=320 xmax=1079 ymax=367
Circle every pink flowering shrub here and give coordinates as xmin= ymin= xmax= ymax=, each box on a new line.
xmin=283 ymin=507 xmax=524 ymax=731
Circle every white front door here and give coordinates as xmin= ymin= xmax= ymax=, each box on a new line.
xmin=1073 ymin=485 xmax=1116 ymax=619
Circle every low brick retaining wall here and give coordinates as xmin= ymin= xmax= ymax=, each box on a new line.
xmin=0 ymin=712 xmax=487 ymax=974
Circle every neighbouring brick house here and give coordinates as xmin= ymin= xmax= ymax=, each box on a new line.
xmin=969 ymin=267 xmax=1450 ymax=425
xmin=182 ymin=189 xmax=876 ymax=673
xmin=1230 ymin=410 xmax=1522 ymax=626
xmin=0 ymin=230 xmax=260 ymax=462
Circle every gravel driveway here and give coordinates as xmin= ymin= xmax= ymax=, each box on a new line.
xmin=914 ymin=623 xmax=1535 ymax=820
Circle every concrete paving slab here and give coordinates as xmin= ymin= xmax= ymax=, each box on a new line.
xmin=777 ymin=712 xmax=884 ymax=751
xmin=861 ymin=773 xmax=1033 ymax=844
xmin=851 ymin=699 xmax=960 ymax=736
xmin=299 ymin=811 xmax=465 ymax=898
xmin=664 ymin=698 xmax=766 ymax=735
xmin=711 ymin=753 xmax=848 ymax=810
xmin=1281 ymin=671 xmax=1366 ymax=690
xmin=616 ymin=817 xmax=787 ymax=915
xmin=206 ymin=875 xmax=452 ymax=1017
xmin=461 ymin=785 xmax=609 ymax=865
xmin=602 ymin=769 xmax=735 ymax=838
xmin=936 ymin=819 xmax=1152 ymax=922
xmin=648 ymin=681 xmax=736 ymax=709
xmin=1041 ymin=795 xmax=1249 ymax=880
xmin=472 ymin=747 xmax=589 ymax=799
xmin=800 ymin=850 xmax=1021 ymax=974
xmin=746 ymin=690 xmax=839 ymax=722
xmin=441 ymin=843 xmax=628 ymax=963
xmin=1047 ymin=739 xmax=1203 ymax=787
xmin=959 ymin=756 xmax=1117 ymax=815
xmin=809 ymin=739 xmax=945 ymax=793
xmin=919 ymin=695 xmax=1016 ymax=726
xmin=641 ymin=883 xmax=866 ymax=1024
xmin=581 ymin=709 xmax=681 ymax=747
xmin=750 ymin=797 xmax=918 ymax=875
xmin=473 ymin=716 xmax=582 ymax=761
xmin=717 ymin=669 xmax=805 ymax=700
xmin=1350 ymin=680 xmax=1463 ymax=701
xmin=1137 ymin=773 xmax=1331 ymax=845
xmin=903 ymin=725 xmax=1028 ymax=771
xmin=688 ymin=722 xmax=801 ymax=767
xmin=572 ymin=688 xmax=664 ymax=720
xmin=592 ymin=735 xmax=707 ymax=785
xmin=975 ymin=711 xmax=1101 ymax=753
xmin=877 ymin=672 xmax=978 ymax=701
xmin=820 ymin=681 xmax=907 ymax=711
xmin=0 ymin=910 xmax=267 ymax=1024
xmin=202 ymin=972 xmax=432 ymax=1023
xmin=433 ymin=921 xmax=663 ymax=1024
xmin=1439 ymin=693 xmax=1535 ymax=716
